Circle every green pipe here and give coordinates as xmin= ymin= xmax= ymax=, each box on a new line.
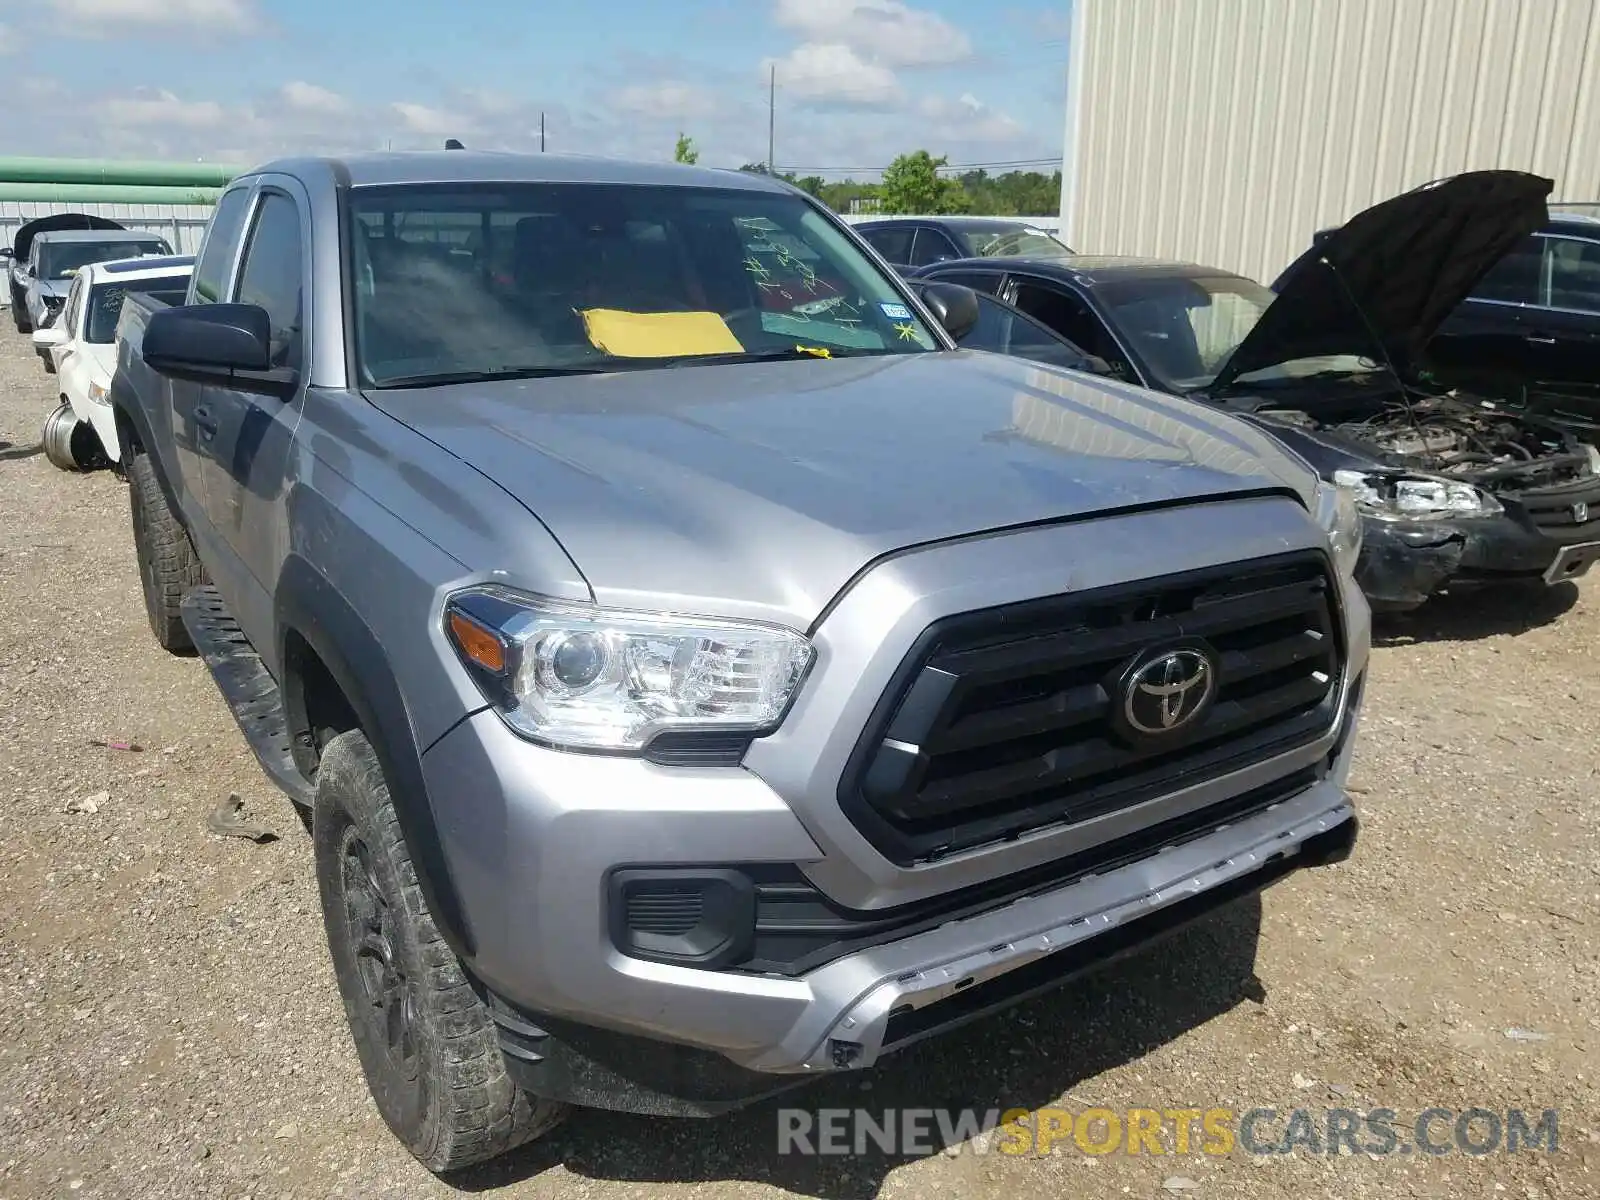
xmin=0 ymin=183 xmax=223 ymax=204
xmin=0 ymin=157 xmax=241 ymax=187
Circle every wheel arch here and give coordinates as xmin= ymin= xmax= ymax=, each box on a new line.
xmin=274 ymin=553 xmax=476 ymax=962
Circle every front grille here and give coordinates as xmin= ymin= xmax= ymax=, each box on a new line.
xmin=839 ymin=551 xmax=1342 ymax=865
xmin=1517 ymin=475 xmax=1600 ymax=544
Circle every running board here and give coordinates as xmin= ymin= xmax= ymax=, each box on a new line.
xmin=181 ymin=586 xmax=315 ymax=808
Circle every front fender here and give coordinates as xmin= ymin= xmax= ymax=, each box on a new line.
xmin=274 ymin=553 xmax=476 ymax=961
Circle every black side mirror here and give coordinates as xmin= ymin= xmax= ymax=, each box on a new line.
xmin=145 ymin=303 xmax=294 ymax=395
xmin=917 ymin=281 xmax=980 ymax=341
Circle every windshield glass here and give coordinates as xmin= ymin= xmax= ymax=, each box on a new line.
xmin=348 ymin=182 xmax=939 ymax=387
xmin=965 ymin=224 xmax=1072 ymax=258
xmin=85 ymin=276 xmax=191 ymax=343
xmin=1096 ymin=274 xmax=1380 ymax=391
xmin=39 ymin=240 xmax=168 ymax=280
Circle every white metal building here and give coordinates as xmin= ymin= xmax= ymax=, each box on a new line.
xmin=1 ymin=201 xmax=213 ymax=259
xmin=1060 ymin=0 xmax=1600 ymax=283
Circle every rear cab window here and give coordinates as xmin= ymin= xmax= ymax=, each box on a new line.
xmin=86 ymin=275 xmax=193 ymax=343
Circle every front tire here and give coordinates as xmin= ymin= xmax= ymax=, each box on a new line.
xmin=127 ymin=451 xmax=205 ymax=652
xmin=10 ymin=292 xmax=30 ymax=333
xmin=313 ymin=730 xmax=566 ymax=1172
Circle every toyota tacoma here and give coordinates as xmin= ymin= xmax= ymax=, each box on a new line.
xmin=111 ymin=151 xmax=1368 ymax=1171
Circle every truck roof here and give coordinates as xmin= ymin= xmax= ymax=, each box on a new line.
xmin=32 ymin=229 xmax=168 ymax=245
xmin=245 ymin=150 xmax=793 ymax=194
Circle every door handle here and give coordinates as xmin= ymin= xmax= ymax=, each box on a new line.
xmin=193 ymin=405 xmax=218 ymax=439
xmin=1526 ymin=334 xmax=1558 ymax=344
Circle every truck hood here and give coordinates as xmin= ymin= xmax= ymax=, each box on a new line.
xmin=366 ymin=352 xmax=1317 ymax=629
xmin=1211 ymin=170 xmax=1552 ymax=392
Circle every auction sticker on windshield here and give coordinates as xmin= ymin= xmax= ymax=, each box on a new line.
xmin=879 ymin=302 xmax=912 ymax=321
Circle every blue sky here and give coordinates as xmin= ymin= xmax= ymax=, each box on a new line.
xmin=0 ymin=0 xmax=1071 ymax=175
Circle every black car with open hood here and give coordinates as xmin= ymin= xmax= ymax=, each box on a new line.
xmin=912 ymin=170 xmax=1600 ymax=611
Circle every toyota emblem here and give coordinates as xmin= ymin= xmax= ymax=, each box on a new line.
xmin=1123 ymin=648 xmax=1217 ymax=736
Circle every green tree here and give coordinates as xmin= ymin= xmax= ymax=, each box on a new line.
xmin=674 ymin=133 xmax=700 ymax=165
xmin=880 ymin=150 xmax=968 ymax=215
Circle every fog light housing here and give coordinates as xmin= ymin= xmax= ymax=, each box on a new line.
xmin=608 ymin=869 xmax=756 ymax=968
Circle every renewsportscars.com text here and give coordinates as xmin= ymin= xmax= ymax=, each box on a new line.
xmin=776 ymin=1106 xmax=1560 ymax=1158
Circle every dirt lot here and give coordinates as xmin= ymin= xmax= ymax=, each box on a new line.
xmin=0 ymin=324 xmax=1595 ymax=1200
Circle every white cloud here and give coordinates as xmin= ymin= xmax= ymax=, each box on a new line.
xmin=49 ymin=0 xmax=260 ymax=33
xmin=392 ymin=102 xmax=472 ymax=138
xmin=280 ymin=81 xmax=349 ymax=116
xmin=612 ymin=81 xmax=719 ymax=121
xmin=102 ymin=89 xmax=228 ymax=129
xmin=765 ymin=43 xmax=902 ymax=109
xmin=773 ymin=0 xmax=971 ymax=67
xmin=916 ymin=92 xmax=1024 ymax=142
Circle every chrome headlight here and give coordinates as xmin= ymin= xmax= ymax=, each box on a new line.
xmin=1333 ymin=468 xmax=1503 ymax=520
xmin=444 ymin=589 xmax=814 ymax=753
xmin=1314 ymin=480 xmax=1364 ymax=577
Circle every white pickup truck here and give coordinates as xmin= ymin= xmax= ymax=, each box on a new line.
xmin=34 ymin=255 xmax=194 ymax=471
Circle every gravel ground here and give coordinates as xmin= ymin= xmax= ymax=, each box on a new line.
xmin=0 ymin=323 xmax=1595 ymax=1200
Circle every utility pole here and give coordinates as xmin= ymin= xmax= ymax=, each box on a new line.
xmin=540 ymin=112 xmax=546 ymax=152
xmin=767 ymin=65 xmax=775 ymax=174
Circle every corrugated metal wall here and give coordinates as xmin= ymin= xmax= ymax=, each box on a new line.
xmin=1066 ymin=0 xmax=1600 ymax=283
xmin=1 ymin=201 xmax=213 ymax=255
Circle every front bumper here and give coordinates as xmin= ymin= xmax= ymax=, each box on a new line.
xmin=1354 ymin=508 xmax=1600 ymax=610
xmin=425 ymin=709 xmax=1360 ymax=1112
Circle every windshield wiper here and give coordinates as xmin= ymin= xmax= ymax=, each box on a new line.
xmin=662 ymin=346 xmax=876 ymax=368
xmin=372 ymin=365 xmax=611 ymax=389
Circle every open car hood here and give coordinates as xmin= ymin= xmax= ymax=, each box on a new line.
xmin=1209 ymin=170 xmax=1552 ymax=392
xmin=9 ymin=213 xmax=127 ymax=262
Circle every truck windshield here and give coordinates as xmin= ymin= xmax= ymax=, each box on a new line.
xmin=39 ymin=240 xmax=168 ymax=280
xmin=85 ymin=277 xmax=191 ymax=343
xmin=347 ymin=182 xmax=940 ymax=387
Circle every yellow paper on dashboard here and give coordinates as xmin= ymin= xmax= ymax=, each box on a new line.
xmin=579 ymin=309 xmax=743 ymax=358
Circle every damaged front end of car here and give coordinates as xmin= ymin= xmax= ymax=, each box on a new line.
xmin=1253 ymin=395 xmax=1600 ymax=610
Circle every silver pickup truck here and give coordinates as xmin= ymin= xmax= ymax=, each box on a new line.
xmin=110 ymin=151 xmax=1369 ymax=1172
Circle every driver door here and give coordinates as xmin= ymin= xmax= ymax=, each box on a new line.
xmin=192 ymin=183 xmax=309 ymax=655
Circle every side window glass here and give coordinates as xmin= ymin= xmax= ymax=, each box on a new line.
xmin=234 ymin=193 xmax=305 ymax=371
xmin=908 ymin=229 xmax=960 ymax=268
xmin=959 ymin=293 xmax=1093 ymax=369
xmin=192 ymin=188 xmax=252 ymax=304
xmin=1544 ymin=237 xmax=1600 ymax=314
xmin=1012 ymin=282 xmax=1127 ymax=371
xmin=1471 ymin=236 xmax=1542 ymax=305
xmin=929 ymin=270 xmax=1002 ymax=295
xmin=862 ymin=226 xmax=914 ymax=265
xmin=64 ymin=277 xmax=82 ymax=338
